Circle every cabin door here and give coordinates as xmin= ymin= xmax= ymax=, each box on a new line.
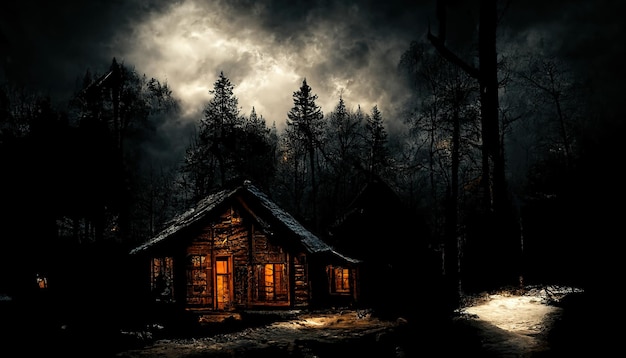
xmin=215 ymin=256 xmax=233 ymax=310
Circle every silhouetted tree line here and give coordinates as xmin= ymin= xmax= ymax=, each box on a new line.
xmin=0 ymin=1 xmax=614 ymax=324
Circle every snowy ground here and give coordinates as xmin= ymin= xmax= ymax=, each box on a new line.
xmin=115 ymin=309 xmax=401 ymax=357
xmin=110 ymin=285 xmax=583 ymax=358
xmin=455 ymin=285 xmax=583 ymax=357
xmin=0 ymin=285 xmax=588 ymax=357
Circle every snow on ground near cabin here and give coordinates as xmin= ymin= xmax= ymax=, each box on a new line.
xmin=464 ymin=294 xmax=557 ymax=333
xmin=113 ymin=285 xmax=583 ymax=358
xmin=115 ymin=309 xmax=398 ymax=358
xmin=455 ymin=285 xmax=584 ymax=357
xmin=460 ymin=285 xmax=583 ymax=331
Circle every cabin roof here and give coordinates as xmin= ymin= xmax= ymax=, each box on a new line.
xmin=130 ymin=181 xmax=359 ymax=263
xmin=330 ymin=177 xmax=404 ymax=230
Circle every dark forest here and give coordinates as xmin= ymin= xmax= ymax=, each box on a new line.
xmin=1 ymin=0 xmax=623 ymax=356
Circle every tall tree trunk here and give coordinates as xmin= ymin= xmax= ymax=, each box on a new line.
xmin=479 ymin=0 xmax=504 ymax=214
xmin=308 ymin=144 xmax=318 ymax=230
xmin=430 ymin=0 xmax=519 ymax=292
xmin=294 ymin=154 xmax=301 ymax=218
xmin=444 ymin=100 xmax=461 ymax=308
xmin=478 ymin=0 xmax=519 ymax=289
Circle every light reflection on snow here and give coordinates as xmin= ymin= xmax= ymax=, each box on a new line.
xmin=273 ymin=317 xmax=336 ymax=330
xmin=300 ymin=319 xmax=324 ymax=326
xmin=460 ymin=285 xmax=583 ymax=334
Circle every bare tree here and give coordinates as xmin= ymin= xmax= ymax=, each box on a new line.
xmin=428 ymin=0 xmax=520 ymax=292
xmin=320 ymin=96 xmax=367 ymax=222
xmin=515 ymin=56 xmax=581 ymax=168
xmin=400 ymin=39 xmax=481 ymax=307
xmin=68 ymin=58 xmax=180 ymax=243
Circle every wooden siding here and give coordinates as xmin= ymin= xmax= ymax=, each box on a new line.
xmin=292 ymin=254 xmax=309 ymax=307
xmin=250 ymin=226 xmax=292 ymax=307
xmin=206 ymin=206 xmax=249 ymax=310
xmin=178 ymin=204 xmax=311 ymax=310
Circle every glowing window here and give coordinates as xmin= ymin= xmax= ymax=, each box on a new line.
xmin=258 ymin=263 xmax=287 ymax=301
xmin=327 ymin=265 xmax=351 ymax=294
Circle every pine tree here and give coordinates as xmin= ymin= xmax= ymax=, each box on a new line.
xmin=322 ymin=97 xmax=367 ymax=222
xmin=181 ymin=72 xmax=243 ymax=201
xmin=202 ymin=71 xmax=242 ymax=187
xmin=366 ymin=105 xmax=391 ymax=179
xmin=240 ymin=107 xmax=276 ymax=189
xmin=285 ymin=78 xmax=325 ymax=228
xmin=68 ymin=58 xmax=179 ymax=243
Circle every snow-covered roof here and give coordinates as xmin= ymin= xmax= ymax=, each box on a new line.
xmin=130 ymin=181 xmax=360 ymax=263
xmin=129 ymin=187 xmax=235 ymax=254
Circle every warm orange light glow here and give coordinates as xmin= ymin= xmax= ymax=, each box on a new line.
xmin=326 ymin=265 xmax=351 ymax=294
xmin=36 ymin=274 xmax=48 ymax=289
xmin=264 ymin=264 xmax=275 ymax=299
xmin=334 ymin=268 xmax=350 ymax=293
xmin=216 ymin=257 xmax=231 ymax=309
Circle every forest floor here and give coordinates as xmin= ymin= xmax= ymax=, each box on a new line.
xmin=1 ymin=284 xmax=608 ymax=357
xmin=110 ymin=285 xmax=592 ymax=358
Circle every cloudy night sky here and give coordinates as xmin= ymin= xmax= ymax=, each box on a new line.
xmin=1 ymin=3 xmax=625 ymax=353
xmin=1 ymin=0 xmax=624 ymax=151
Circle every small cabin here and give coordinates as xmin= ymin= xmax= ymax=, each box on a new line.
xmin=129 ymin=181 xmax=360 ymax=313
xmin=328 ymin=177 xmax=440 ymax=314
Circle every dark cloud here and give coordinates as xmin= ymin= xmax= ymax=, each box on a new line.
xmin=0 ymin=0 xmax=171 ymax=97
xmin=1 ymin=0 xmax=623 ymax=143
xmin=0 ymin=1 xmax=442 ymax=120
xmin=501 ymin=0 xmax=625 ymax=111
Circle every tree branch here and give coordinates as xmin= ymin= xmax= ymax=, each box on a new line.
xmin=427 ymin=32 xmax=480 ymax=79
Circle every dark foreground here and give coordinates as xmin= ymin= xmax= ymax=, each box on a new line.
xmin=0 ymin=290 xmax=612 ymax=357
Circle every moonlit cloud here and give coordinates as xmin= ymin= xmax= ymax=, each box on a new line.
xmin=2 ymin=0 xmax=623 ymax=155
xmin=118 ymin=0 xmax=421 ymax=130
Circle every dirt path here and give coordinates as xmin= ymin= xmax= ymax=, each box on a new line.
xmin=114 ymin=310 xmax=400 ymax=358
xmin=112 ymin=288 xmax=578 ymax=358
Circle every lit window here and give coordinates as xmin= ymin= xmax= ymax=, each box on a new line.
xmin=36 ymin=273 xmax=48 ymax=289
xmin=327 ymin=265 xmax=351 ymax=294
xmin=258 ymin=263 xmax=287 ymax=301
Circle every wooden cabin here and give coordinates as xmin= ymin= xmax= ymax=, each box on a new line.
xmin=129 ymin=181 xmax=360 ymax=313
xmin=328 ymin=177 xmax=440 ymax=315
